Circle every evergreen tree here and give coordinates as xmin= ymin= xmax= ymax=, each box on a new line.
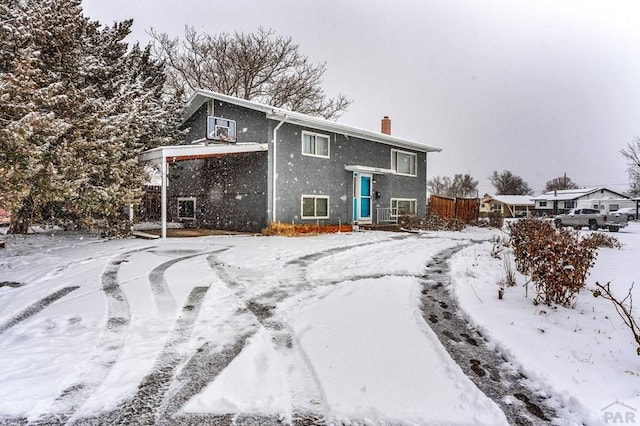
xmin=0 ymin=0 xmax=181 ymax=235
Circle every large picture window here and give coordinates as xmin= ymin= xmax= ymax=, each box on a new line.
xmin=391 ymin=149 xmax=417 ymax=176
xmin=302 ymin=131 xmax=330 ymax=158
xmin=391 ymin=198 xmax=417 ymax=216
xmin=301 ymin=195 xmax=329 ymax=219
xmin=178 ymin=197 xmax=196 ymax=220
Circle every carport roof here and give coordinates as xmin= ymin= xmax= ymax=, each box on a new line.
xmin=139 ymin=142 xmax=268 ymax=163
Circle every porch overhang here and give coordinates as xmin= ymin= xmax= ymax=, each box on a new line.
xmin=344 ymin=165 xmax=396 ymax=175
xmin=139 ymin=142 xmax=268 ymax=163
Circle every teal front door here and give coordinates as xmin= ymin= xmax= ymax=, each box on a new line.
xmin=353 ymin=173 xmax=372 ymax=223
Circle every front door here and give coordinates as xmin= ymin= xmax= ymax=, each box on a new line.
xmin=353 ymin=173 xmax=372 ymax=223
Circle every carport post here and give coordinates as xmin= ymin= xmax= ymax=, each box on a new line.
xmin=161 ymin=152 xmax=167 ymax=239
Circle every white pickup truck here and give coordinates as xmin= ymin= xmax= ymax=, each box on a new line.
xmin=554 ymin=208 xmax=628 ymax=232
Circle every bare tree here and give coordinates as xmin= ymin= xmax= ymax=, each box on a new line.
xmin=150 ymin=27 xmax=352 ymax=120
xmin=489 ymin=170 xmax=533 ymax=195
xmin=545 ymin=174 xmax=579 ymax=192
xmin=621 ymin=137 xmax=640 ymax=197
xmin=428 ymin=173 xmax=478 ymax=198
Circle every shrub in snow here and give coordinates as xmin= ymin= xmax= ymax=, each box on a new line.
xmin=581 ymin=232 xmax=623 ymax=250
xmin=508 ymin=218 xmax=598 ymax=307
xmin=398 ymin=213 xmax=465 ymax=231
xmin=593 ymin=282 xmax=640 ymax=355
xmin=488 ymin=212 xmax=504 ymax=229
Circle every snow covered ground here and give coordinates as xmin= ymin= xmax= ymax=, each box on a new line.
xmin=0 ymin=223 xmax=638 ymax=425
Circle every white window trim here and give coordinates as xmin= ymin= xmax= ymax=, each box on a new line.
xmin=301 ymin=131 xmax=330 ymax=159
xmin=391 ymin=149 xmax=417 ymax=177
xmin=391 ymin=198 xmax=417 ymax=217
xmin=177 ymin=197 xmax=197 ymax=220
xmin=301 ymin=195 xmax=330 ymax=219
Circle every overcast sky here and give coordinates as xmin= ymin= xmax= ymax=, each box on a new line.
xmin=82 ymin=0 xmax=640 ymax=195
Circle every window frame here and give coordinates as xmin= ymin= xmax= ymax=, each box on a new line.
xmin=391 ymin=198 xmax=417 ymax=217
xmin=301 ymin=131 xmax=330 ymax=159
xmin=391 ymin=149 xmax=417 ymax=177
xmin=177 ymin=197 xmax=197 ymax=220
xmin=301 ymin=195 xmax=330 ymax=219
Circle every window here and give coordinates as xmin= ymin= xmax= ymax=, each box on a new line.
xmin=564 ymin=201 xmax=575 ymax=209
xmin=301 ymin=195 xmax=329 ymax=219
xmin=539 ymin=201 xmax=547 ymax=207
xmin=391 ymin=149 xmax=417 ymax=176
xmin=610 ymin=204 xmax=619 ymax=211
xmin=178 ymin=197 xmax=196 ymax=220
xmin=302 ymin=131 xmax=330 ymax=158
xmin=391 ymin=198 xmax=417 ymax=216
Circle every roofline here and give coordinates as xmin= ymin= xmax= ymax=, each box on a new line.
xmin=532 ymin=187 xmax=630 ymax=201
xmin=183 ymin=89 xmax=442 ymax=153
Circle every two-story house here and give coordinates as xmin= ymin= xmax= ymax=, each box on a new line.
xmin=139 ymin=90 xmax=441 ymax=236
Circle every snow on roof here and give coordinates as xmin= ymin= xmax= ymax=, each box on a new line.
xmin=184 ymin=89 xmax=442 ymax=154
xmin=530 ymin=187 xmax=600 ymax=201
xmin=484 ymin=195 xmax=534 ymax=206
xmin=531 ymin=187 xmax=630 ymax=201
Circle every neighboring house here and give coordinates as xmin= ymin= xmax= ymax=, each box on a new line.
xmin=139 ymin=90 xmax=441 ymax=235
xmin=531 ymin=187 xmax=632 ymax=215
xmin=479 ymin=195 xmax=534 ymax=218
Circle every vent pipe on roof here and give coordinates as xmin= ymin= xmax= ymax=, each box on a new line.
xmin=381 ymin=116 xmax=391 ymax=135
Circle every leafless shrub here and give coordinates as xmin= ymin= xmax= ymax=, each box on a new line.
xmin=592 ymin=282 xmax=640 ymax=355
xmin=490 ymin=235 xmax=509 ymax=259
xmin=503 ymin=256 xmax=517 ymax=287
xmin=488 ymin=212 xmax=504 ymax=229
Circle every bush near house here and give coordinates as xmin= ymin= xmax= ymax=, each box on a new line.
xmin=398 ymin=213 xmax=465 ymax=231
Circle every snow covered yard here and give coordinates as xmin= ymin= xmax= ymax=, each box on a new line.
xmin=0 ymin=223 xmax=638 ymax=425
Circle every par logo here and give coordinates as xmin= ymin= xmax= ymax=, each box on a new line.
xmin=602 ymin=401 xmax=637 ymax=424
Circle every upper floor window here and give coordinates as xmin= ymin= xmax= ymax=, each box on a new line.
xmin=302 ymin=131 xmax=330 ymax=158
xmin=391 ymin=149 xmax=417 ymax=176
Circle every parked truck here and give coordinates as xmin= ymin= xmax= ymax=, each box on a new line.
xmin=554 ymin=208 xmax=628 ymax=232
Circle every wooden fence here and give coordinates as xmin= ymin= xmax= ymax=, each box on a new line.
xmin=428 ymin=195 xmax=479 ymax=223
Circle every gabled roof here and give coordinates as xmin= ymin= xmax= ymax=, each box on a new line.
xmin=183 ymin=89 xmax=442 ymax=153
xmin=531 ymin=187 xmax=629 ymax=201
xmin=482 ymin=195 xmax=534 ymax=206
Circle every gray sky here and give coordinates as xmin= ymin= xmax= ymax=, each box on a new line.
xmin=82 ymin=0 xmax=640 ymax=195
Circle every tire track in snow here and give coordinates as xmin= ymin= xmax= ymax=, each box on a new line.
xmin=147 ymin=252 xmax=207 ymax=316
xmin=419 ymin=244 xmax=564 ymax=425
xmin=198 ymin=241 xmax=414 ymax=424
xmin=0 ymin=287 xmax=79 ymax=334
xmin=31 ymin=247 xmax=153 ymax=426
xmin=73 ymin=286 xmax=210 ymax=425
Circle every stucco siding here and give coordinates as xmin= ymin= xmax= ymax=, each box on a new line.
xmin=167 ymin=151 xmax=269 ymax=232
xmin=272 ymin=124 xmax=427 ymax=224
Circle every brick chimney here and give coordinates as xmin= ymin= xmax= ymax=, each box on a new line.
xmin=381 ymin=116 xmax=391 ymax=135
